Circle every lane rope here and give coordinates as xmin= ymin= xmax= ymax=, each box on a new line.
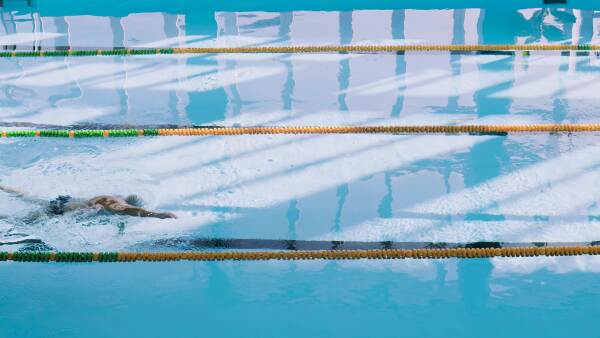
xmin=2 ymin=246 xmax=600 ymax=262
xmin=0 ymin=44 xmax=598 ymax=57
xmin=3 ymin=124 xmax=600 ymax=138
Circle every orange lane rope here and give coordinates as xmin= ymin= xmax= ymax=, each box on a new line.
xmin=3 ymin=124 xmax=600 ymax=138
xmin=2 ymin=246 xmax=600 ymax=263
xmin=1 ymin=44 xmax=598 ymax=58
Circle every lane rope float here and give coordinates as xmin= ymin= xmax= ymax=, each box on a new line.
xmin=0 ymin=44 xmax=599 ymax=57
xmin=3 ymin=124 xmax=600 ymax=138
xmin=2 ymin=245 xmax=600 ymax=262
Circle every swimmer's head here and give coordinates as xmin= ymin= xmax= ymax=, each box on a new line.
xmin=125 ymin=195 xmax=144 ymax=207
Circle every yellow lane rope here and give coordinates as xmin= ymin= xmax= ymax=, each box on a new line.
xmin=3 ymin=124 xmax=600 ymax=138
xmin=1 ymin=44 xmax=599 ymax=57
xmin=3 ymin=246 xmax=600 ymax=262
xmin=156 ymin=124 xmax=600 ymax=136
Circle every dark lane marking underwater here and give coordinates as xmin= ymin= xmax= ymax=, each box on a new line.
xmin=144 ymin=237 xmax=600 ymax=251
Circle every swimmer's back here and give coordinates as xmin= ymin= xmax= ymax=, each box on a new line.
xmin=88 ymin=195 xmax=127 ymax=209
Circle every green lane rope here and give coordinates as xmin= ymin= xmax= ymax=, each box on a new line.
xmin=0 ymin=44 xmax=598 ymax=58
xmin=3 ymin=124 xmax=600 ymax=138
xmin=1 ymin=246 xmax=600 ymax=263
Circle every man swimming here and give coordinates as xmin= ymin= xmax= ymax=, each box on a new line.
xmin=0 ymin=183 xmax=177 ymax=220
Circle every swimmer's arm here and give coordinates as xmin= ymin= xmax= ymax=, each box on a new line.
xmin=103 ymin=203 xmax=177 ymax=219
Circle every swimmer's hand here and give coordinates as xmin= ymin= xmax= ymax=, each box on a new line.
xmin=156 ymin=212 xmax=177 ymax=219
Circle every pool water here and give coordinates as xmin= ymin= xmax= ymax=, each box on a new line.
xmin=2 ymin=1 xmax=600 ymax=337
xmin=3 ymin=259 xmax=600 ymax=338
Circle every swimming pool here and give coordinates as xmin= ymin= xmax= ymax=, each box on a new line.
xmin=2 ymin=1 xmax=600 ymax=337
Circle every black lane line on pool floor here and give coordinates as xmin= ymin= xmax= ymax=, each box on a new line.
xmin=144 ymin=238 xmax=600 ymax=251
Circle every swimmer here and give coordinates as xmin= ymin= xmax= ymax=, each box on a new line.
xmin=0 ymin=183 xmax=177 ymax=220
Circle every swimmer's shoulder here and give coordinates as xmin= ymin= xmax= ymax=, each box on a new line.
xmin=87 ymin=195 xmax=125 ymax=206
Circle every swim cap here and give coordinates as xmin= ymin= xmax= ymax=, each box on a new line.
xmin=125 ymin=195 xmax=144 ymax=207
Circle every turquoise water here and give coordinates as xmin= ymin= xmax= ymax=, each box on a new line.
xmin=3 ymin=259 xmax=600 ymax=338
xmin=2 ymin=1 xmax=600 ymax=337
